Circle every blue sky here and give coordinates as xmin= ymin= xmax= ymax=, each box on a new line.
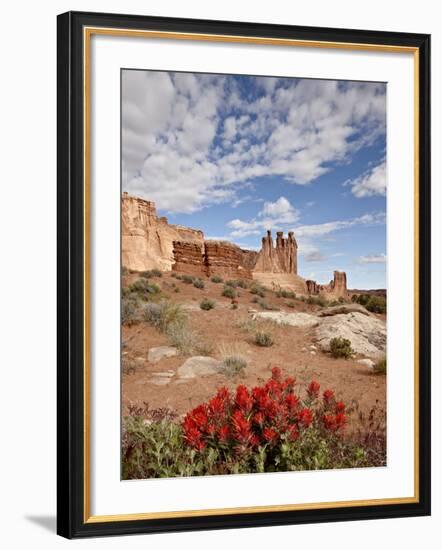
xmin=122 ymin=70 xmax=387 ymax=289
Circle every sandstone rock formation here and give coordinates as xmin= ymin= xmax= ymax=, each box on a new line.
xmin=122 ymin=194 xmax=349 ymax=299
xmin=254 ymin=230 xmax=298 ymax=274
xmin=252 ymin=311 xmax=319 ymax=328
xmin=122 ymin=193 xmax=203 ymax=272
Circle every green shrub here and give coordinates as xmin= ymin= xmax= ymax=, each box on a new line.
xmin=122 ymin=266 xmax=130 ymax=276
xmin=286 ymin=301 xmax=295 ymax=308
xmin=174 ymin=287 xmax=180 ymax=293
xmin=373 ymin=357 xmax=387 ymax=374
xmin=211 ymin=275 xmax=223 ymax=283
xmin=222 ymin=286 xmax=237 ymax=299
xmin=171 ymin=272 xmax=180 ymax=279
xmin=330 ymin=337 xmax=353 ymax=359
xmin=251 ymin=296 xmax=259 ymax=304
xmin=181 ymin=274 xmax=195 ymax=284
xmin=307 ymin=295 xmax=328 ymax=307
xmin=200 ymin=298 xmax=216 ymax=310
xmin=142 ymin=300 xmax=186 ymax=332
xmin=352 ymin=293 xmax=386 ymax=313
xmin=366 ymin=296 xmax=386 ymax=314
xmin=231 ymin=303 xmax=238 ymax=310
xmin=193 ymin=278 xmax=205 ymax=290
xmin=254 ymin=330 xmax=274 ymax=347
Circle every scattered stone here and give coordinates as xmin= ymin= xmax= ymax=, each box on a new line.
xmin=357 ymin=358 xmax=376 ymax=369
xmin=318 ymin=304 xmax=370 ymax=317
xmin=151 ymin=370 xmax=175 ymax=378
xmin=149 ymin=377 xmax=171 ymax=386
xmin=316 ymin=312 xmax=386 ymax=359
xmin=310 ymin=351 xmax=316 ymax=356
xmin=301 ymin=347 xmax=307 ymax=352
xmin=252 ymin=311 xmax=319 ymax=328
xmin=177 ymin=356 xmax=224 ymax=379
xmin=148 ymin=346 xmax=178 ymax=363
xmin=309 ymin=344 xmax=317 ymax=351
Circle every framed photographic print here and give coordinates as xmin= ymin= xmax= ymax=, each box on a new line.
xmin=57 ymin=11 xmax=431 ymax=538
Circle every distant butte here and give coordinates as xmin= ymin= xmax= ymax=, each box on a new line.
xmin=121 ymin=193 xmax=348 ymax=298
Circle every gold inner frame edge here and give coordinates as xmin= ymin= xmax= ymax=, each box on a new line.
xmin=82 ymin=26 xmax=420 ymax=524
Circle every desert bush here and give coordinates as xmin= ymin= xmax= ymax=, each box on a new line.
xmin=250 ymin=284 xmax=266 ymax=297
xmin=276 ymin=289 xmax=296 ymax=299
xmin=181 ymin=274 xmax=195 ymax=284
xmin=251 ymin=296 xmax=259 ymax=304
xmin=171 ymin=272 xmax=180 ymax=279
xmin=286 ymin=301 xmax=295 ymax=309
xmin=222 ymin=286 xmax=237 ymax=299
xmin=193 ymin=278 xmax=205 ymax=290
xmin=200 ymin=298 xmax=216 ymax=310
xmin=121 ymin=295 xmax=140 ymax=325
xmin=166 ymin=322 xmax=212 ymax=356
xmin=235 ymin=279 xmax=249 ymax=289
xmin=143 ymin=300 xmax=186 ymax=333
xmin=373 ymin=357 xmax=387 ymax=375
xmin=122 ymin=266 xmax=130 ymax=276
xmin=258 ymin=300 xmax=279 ymax=311
xmin=129 ymin=278 xmax=161 ymax=300
xmin=338 ymin=296 xmax=346 ymax=304
xmin=254 ymin=330 xmax=274 ymax=347
xmin=330 ymin=337 xmax=353 ymax=359
xmin=140 ymin=268 xmax=162 ymax=278
xmin=174 ymin=287 xmax=180 ymax=293
xmin=211 ymin=275 xmax=223 ymax=283
xmin=329 ymin=300 xmax=340 ymax=307
xmin=231 ymin=303 xmax=238 ymax=310
xmin=223 ymin=356 xmax=247 ymax=377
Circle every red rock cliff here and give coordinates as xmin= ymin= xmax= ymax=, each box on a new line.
xmin=122 ymin=193 xmax=204 ymax=271
xmin=254 ymin=230 xmax=298 ymax=274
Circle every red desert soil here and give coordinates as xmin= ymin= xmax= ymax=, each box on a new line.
xmin=122 ymin=273 xmax=386 ymax=428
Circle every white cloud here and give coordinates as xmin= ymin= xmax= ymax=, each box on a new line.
xmin=350 ymin=161 xmax=386 ymax=198
xmin=294 ymin=212 xmax=386 ymax=238
xmin=304 ymin=250 xmax=327 ymax=262
xmin=122 ymin=71 xmax=386 ymax=213
xmin=227 ymin=196 xmax=300 ymax=237
xmin=358 ymin=254 xmax=387 ymax=264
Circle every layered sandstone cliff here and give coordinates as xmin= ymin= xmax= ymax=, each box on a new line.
xmin=122 ymin=193 xmax=204 ymax=271
xmin=172 ymin=240 xmax=253 ymax=279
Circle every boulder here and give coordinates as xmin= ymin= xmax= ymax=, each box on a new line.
xmin=315 ymin=312 xmax=386 ymax=359
xmin=147 ymin=346 xmax=178 ymax=363
xmin=177 ymin=356 xmax=224 ymax=379
xmin=318 ymin=304 xmax=370 ymax=317
xmin=357 ymin=358 xmax=376 ymax=369
xmin=252 ymin=311 xmax=319 ymax=328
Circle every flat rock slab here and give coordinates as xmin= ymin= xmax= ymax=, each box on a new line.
xmin=177 ymin=356 xmax=224 ymax=379
xmin=148 ymin=346 xmax=178 ymax=363
xmin=252 ymin=311 xmax=319 ymax=328
xmin=357 ymin=358 xmax=376 ymax=369
xmin=318 ymin=304 xmax=370 ymax=317
xmin=316 ymin=312 xmax=386 ymax=359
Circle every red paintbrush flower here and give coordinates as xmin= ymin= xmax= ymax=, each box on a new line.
xmin=218 ymin=424 xmax=230 ymax=443
xmin=335 ymin=412 xmax=347 ymax=430
xmin=287 ymin=424 xmax=299 ymax=441
xmin=232 ymin=410 xmax=252 ymax=443
xmin=298 ymin=408 xmax=313 ymax=428
xmin=285 ymin=393 xmax=300 ymax=411
xmin=263 ymin=427 xmax=279 ymax=444
xmin=235 ymin=385 xmax=253 ymax=412
xmin=323 ymin=389 xmax=335 ymax=403
xmin=335 ymin=401 xmax=346 ymax=413
xmin=307 ymin=380 xmax=320 ymax=399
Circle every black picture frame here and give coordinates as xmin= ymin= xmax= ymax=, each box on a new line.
xmin=57 ymin=10 xmax=431 ymax=539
